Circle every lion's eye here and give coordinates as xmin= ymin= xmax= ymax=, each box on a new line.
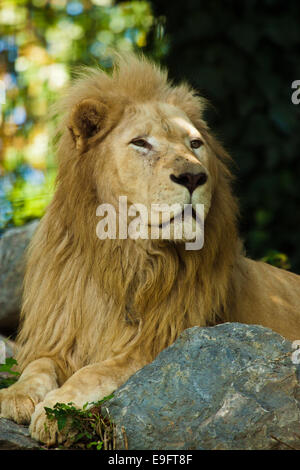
xmin=130 ymin=138 xmax=151 ymax=149
xmin=190 ymin=139 xmax=203 ymax=149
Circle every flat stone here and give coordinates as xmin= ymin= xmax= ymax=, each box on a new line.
xmin=0 ymin=418 xmax=40 ymax=450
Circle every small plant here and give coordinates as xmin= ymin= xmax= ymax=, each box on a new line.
xmin=0 ymin=357 xmax=20 ymax=389
xmin=44 ymin=395 xmax=115 ymax=450
xmin=261 ymin=251 xmax=291 ymax=270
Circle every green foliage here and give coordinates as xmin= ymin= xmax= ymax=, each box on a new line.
xmin=152 ymin=0 xmax=300 ymax=273
xmin=5 ymin=167 xmax=56 ymax=227
xmin=0 ymin=0 xmax=167 ymax=232
xmin=44 ymin=395 xmax=115 ymax=449
xmin=261 ymin=251 xmax=291 ymax=270
xmin=0 ymin=357 xmax=20 ymax=389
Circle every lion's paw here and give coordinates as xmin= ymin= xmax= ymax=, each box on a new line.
xmin=0 ymin=386 xmax=38 ymax=424
xmin=29 ymin=400 xmax=76 ymax=447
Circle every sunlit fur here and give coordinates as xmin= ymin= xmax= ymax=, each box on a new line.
xmin=15 ymin=54 xmax=239 ymax=381
xmin=15 ymin=53 xmax=300 ymax=389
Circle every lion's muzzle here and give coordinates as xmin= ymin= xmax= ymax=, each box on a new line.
xmin=170 ymin=171 xmax=208 ymax=194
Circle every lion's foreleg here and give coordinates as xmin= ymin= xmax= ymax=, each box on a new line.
xmin=0 ymin=357 xmax=59 ymax=424
xmin=29 ymin=355 xmax=145 ymax=446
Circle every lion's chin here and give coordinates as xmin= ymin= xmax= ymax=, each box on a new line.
xmin=144 ymin=211 xmax=204 ymax=244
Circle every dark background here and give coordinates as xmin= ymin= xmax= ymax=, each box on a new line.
xmin=148 ymin=0 xmax=300 ymax=273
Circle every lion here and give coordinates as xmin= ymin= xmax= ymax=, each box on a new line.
xmin=1 ymin=53 xmax=300 ymax=446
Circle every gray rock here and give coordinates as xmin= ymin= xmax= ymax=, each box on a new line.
xmin=0 ymin=418 xmax=40 ymax=450
xmin=0 ymin=335 xmax=17 ymax=389
xmin=107 ymin=323 xmax=300 ymax=450
xmin=0 ymin=334 xmax=15 ymax=359
xmin=0 ymin=220 xmax=39 ymax=331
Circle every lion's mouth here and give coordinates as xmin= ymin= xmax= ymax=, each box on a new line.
xmin=150 ymin=207 xmax=199 ymax=229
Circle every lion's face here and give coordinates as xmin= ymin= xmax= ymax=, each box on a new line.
xmin=97 ymin=102 xmax=213 ymax=241
xmin=69 ymin=97 xmax=214 ymax=242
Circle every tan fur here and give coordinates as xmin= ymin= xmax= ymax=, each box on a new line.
xmin=1 ymin=53 xmax=300 ymax=446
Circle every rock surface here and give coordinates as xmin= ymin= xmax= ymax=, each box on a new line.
xmin=0 ymin=418 xmax=40 ymax=450
xmin=0 ymin=220 xmax=39 ymax=331
xmin=108 ymin=323 xmax=300 ymax=450
xmin=0 ymin=334 xmax=15 ymax=359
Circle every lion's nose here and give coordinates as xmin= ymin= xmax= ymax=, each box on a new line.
xmin=170 ymin=172 xmax=208 ymax=194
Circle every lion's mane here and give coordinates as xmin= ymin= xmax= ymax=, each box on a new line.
xmin=16 ymin=54 xmax=240 ymax=381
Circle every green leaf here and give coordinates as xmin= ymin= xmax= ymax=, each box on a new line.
xmin=0 ymin=357 xmax=20 ymax=376
xmin=57 ymin=415 xmax=67 ymax=431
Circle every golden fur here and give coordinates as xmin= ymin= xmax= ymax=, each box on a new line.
xmin=1 ymin=53 xmax=300 ymax=446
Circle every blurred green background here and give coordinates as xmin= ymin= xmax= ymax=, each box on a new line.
xmin=0 ymin=0 xmax=300 ymax=273
xmin=0 ymin=0 xmax=166 ymax=230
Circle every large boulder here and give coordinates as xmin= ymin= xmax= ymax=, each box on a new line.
xmin=108 ymin=323 xmax=300 ymax=450
xmin=0 ymin=220 xmax=39 ymax=331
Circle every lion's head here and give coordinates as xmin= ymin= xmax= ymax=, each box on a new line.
xmin=55 ymin=54 xmax=234 ymax=247
xmin=70 ymin=98 xmax=213 ymax=242
xmin=17 ymin=54 xmax=241 ymax=374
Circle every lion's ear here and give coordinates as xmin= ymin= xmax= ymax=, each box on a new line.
xmin=68 ymin=99 xmax=108 ymax=151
